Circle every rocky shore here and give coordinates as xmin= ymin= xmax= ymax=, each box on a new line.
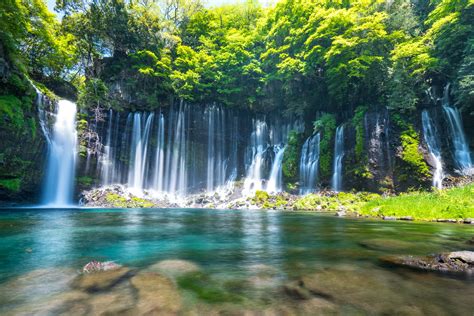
xmin=79 ymin=185 xmax=474 ymax=225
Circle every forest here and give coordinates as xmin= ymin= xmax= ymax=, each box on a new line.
xmin=0 ymin=0 xmax=474 ymax=206
xmin=1 ymin=2 xmax=474 ymax=314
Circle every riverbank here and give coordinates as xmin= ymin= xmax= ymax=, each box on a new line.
xmin=80 ymin=183 xmax=474 ymax=224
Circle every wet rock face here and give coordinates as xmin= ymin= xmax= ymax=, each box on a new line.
xmin=381 ymin=251 xmax=474 ymax=274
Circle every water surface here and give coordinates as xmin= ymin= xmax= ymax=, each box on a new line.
xmin=0 ymin=208 xmax=473 ymax=314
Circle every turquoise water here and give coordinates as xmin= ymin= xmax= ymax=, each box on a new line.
xmin=0 ymin=208 xmax=473 ymax=314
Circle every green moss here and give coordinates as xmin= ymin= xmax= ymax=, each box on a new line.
xmin=313 ymin=114 xmax=336 ymax=179
xmin=177 ymin=272 xmax=243 ymax=303
xmin=0 ymin=95 xmax=25 ymax=130
xmin=0 ymin=178 xmax=21 ymax=192
xmin=252 ymin=190 xmax=270 ymax=204
xmin=359 ymin=184 xmax=474 ymax=220
xmin=399 ymin=126 xmax=430 ymax=177
xmin=351 ymin=106 xmax=373 ymax=180
xmin=77 ymin=176 xmax=94 ymax=187
xmin=105 ymin=192 xmax=154 ymax=208
xmin=282 ymin=131 xmax=303 ymax=183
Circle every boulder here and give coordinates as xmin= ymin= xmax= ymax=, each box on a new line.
xmin=130 ymin=272 xmax=182 ymax=314
xmin=72 ymin=267 xmax=132 ymax=292
xmin=380 ymin=251 xmax=474 ymax=274
xmin=146 ymin=259 xmax=200 ymax=278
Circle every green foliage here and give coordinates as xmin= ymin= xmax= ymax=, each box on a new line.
xmin=105 ymin=193 xmax=154 ymax=208
xmin=351 ymin=106 xmax=373 ymax=180
xmin=252 ymin=190 xmax=270 ymax=204
xmin=360 ymin=184 xmax=474 ymax=220
xmin=77 ymin=176 xmax=94 ymax=187
xmin=282 ymin=131 xmax=302 ymax=183
xmin=78 ymin=79 xmax=109 ymax=109
xmin=0 ymin=96 xmax=25 ymax=131
xmin=313 ymin=114 xmax=336 ymax=179
xmin=0 ymin=178 xmax=21 ymax=192
xmin=398 ymin=123 xmax=430 ymax=181
xmin=250 ymin=190 xmax=288 ymax=209
xmin=293 ymin=191 xmax=380 ymax=212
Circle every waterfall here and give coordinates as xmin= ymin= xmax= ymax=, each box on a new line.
xmin=100 ymin=109 xmax=114 ymax=185
xmin=127 ymin=112 xmax=154 ymax=194
xmin=243 ymin=120 xmax=268 ymax=195
xmin=331 ymin=125 xmax=344 ymax=192
xmin=152 ymin=113 xmax=165 ymax=193
xmin=266 ymin=145 xmax=286 ymax=193
xmin=442 ymin=86 xmax=472 ymax=173
xmin=422 ymin=110 xmax=444 ymax=189
xmin=92 ymin=104 xmax=302 ymax=199
xmin=167 ymin=103 xmax=187 ymax=196
xmin=41 ymin=100 xmax=78 ymax=207
xmin=206 ymin=105 xmax=226 ymax=192
xmin=299 ymin=133 xmax=320 ymax=195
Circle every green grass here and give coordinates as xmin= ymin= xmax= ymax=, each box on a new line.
xmin=359 ymin=184 xmax=474 ymax=220
xmin=293 ymin=192 xmax=380 ymax=212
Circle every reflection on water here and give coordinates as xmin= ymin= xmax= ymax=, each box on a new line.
xmin=0 ymin=208 xmax=473 ymax=314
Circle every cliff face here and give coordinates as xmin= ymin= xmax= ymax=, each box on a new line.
xmin=0 ymin=44 xmax=47 ymax=203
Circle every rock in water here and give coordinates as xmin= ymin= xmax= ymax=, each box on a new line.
xmin=381 ymin=251 xmax=474 ymax=274
xmin=447 ymin=251 xmax=474 ymax=264
xmin=83 ymin=260 xmax=121 ymax=273
xmin=73 ymin=268 xmax=131 ymax=292
xmin=130 ymin=272 xmax=182 ymax=314
xmin=146 ymin=259 xmax=200 ymax=278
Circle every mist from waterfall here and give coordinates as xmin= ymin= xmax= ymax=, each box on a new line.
xmin=422 ymin=110 xmax=444 ymax=189
xmin=41 ymin=100 xmax=78 ymax=206
xmin=331 ymin=125 xmax=344 ymax=192
xmin=299 ymin=133 xmax=320 ymax=195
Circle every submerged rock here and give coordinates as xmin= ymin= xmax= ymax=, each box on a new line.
xmin=73 ymin=267 xmax=131 ymax=292
xmin=381 ymin=251 xmax=474 ymax=274
xmin=130 ymin=272 xmax=182 ymax=314
xmin=284 ymin=267 xmax=404 ymax=314
xmin=359 ymin=238 xmax=413 ymax=251
xmin=146 ymin=259 xmax=200 ymax=278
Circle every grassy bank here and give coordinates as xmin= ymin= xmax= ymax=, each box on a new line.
xmin=358 ymin=184 xmax=474 ymax=221
xmin=252 ymin=184 xmax=474 ymax=222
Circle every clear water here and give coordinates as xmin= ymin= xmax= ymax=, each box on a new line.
xmin=0 ymin=208 xmax=472 ymax=314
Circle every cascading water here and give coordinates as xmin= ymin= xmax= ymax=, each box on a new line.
xmin=299 ymin=133 xmax=320 ymax=195
xmin=152 ymin=113 xmax=165 ymax=193
xmin=331 ymin=125 xmax=344 ymax=192
xmin=243 ymin=120 xmax=268 ymax=195
xmin=442 ymin=86 xmax=472 ymax=173
xmin=266 ymin=145 xmax=286 ymax=193
xmin=87 ymin=103 xmax=301 ymax=199
xmin=41 ymin=100 xmax=78 ymax=206
xmin=422 ymin=110 xmax=444 ymax=189
xmin=206 ymin=106 xmax=226 ymax=192
xmin=127 ymin=112 xmax=154 ymax=194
